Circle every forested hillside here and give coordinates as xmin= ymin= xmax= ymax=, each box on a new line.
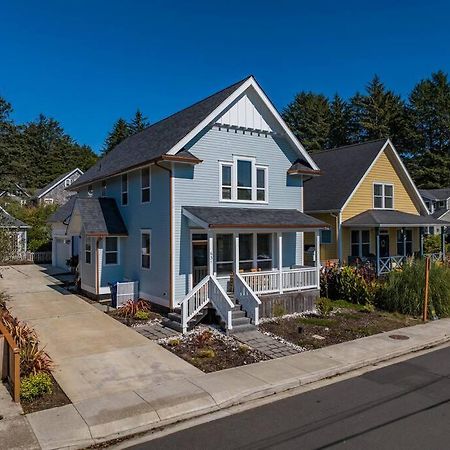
xmin=0 ymin=97 xmax=98 ymax=192
xmin=282 ymin=71 xmax=450 ymax=189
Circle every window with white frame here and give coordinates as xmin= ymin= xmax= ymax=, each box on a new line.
xmin=216 ymin=234 xmax=233 ymax=275
xmin=141 ymin=167 xmax=151 ymax=203
xmin=320 ymin=229 xmax=332 ymax=244
xmin=351 ymin=230 xmax=370 ymax=257
xmin=43 ymin=198 xmax=54 ymax=205
xmin=121 ymin=174 xmax=128 ymax=206
xmin=104 ymin=237 xmax=118 ymax=264
xmin=374 ymin=183 xmax=393 ymax=209
xmin=141 ymin=230 xmax=151 ymax=269
xmin=85 ymin=238 xmax=92 ymax=264
xmin=219 ymin=157 xmax=268 ymax=203
xmin=65 ymin=179 xmax=72 ymax=187
xmin=396 ymin=229 xmax=413 ymax=256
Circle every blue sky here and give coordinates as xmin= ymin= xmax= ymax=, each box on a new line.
xmin=1 ymin=0 xmax=449 ymax=153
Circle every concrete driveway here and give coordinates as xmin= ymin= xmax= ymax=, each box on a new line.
xmin=0 ymin=265 xmax=200 ymax=403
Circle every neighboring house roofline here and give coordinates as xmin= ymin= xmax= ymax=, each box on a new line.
xmin=0 ymin=183 xmax=31 ymax=198
xmin=35 ymin=168 xmax=84 ymax=199
xmin=0 ymin=206 xmax=30 ymax=228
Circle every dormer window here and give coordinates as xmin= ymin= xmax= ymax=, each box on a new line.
xmin=220 ymin=157 xmax=268 ymax=203
xmin=374 ymin=183 xmax=393 ymax=209
xmin=65 ymin=179 xmax=72 ymax=187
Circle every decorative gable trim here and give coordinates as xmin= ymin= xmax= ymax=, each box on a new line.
xmin=165 ymin=76 xmax=319 ymax=172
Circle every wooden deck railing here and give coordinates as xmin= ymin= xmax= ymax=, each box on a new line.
xmin=0 ymin=321 xmax=20 ymax=402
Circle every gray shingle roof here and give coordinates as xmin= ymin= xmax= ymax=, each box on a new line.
xmin=183 ymin=206 xmax=328 ymax=229
xmin=0 ymin=206 xmax=30 ymax=228
xmin=74 ymin=198 xmax=127 ymax=236
xmin=71 ymin=77 xmax=252 ymax=190
xmin=419 ymin=188 xmax=450 ymax=201
xmin=431 ymin=207 xmax=448 ymax=219
xmin=342 ymin=209 xmax=450 ymax=227
xmin=48 ymin=196 xmax=77 ymax=223
xmin=304 ymin=139 xmax=387 ymax=211
xmin=288 ymin=159 xmax=321 ymax=175
xmin=35 ymin=169 xmax=82 ymax=198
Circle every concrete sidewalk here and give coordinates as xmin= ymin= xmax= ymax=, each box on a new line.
xmin=23 ymin=318 xmax=449 ymax=450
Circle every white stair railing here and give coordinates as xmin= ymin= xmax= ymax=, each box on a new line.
xmin=235 ymin=273 xmax=261 ymax=325
xmin=181 ymin=275 xmax=210 ymax=333
xmin=209 ymin=275 xmax=234 ymax=331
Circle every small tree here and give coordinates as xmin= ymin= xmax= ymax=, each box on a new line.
xmin=0 ymin=229 xmax=13 ymax=262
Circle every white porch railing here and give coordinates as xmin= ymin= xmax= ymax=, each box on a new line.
xmin=378 ymin=256 xmax=407 ymax=275
xmin=240 ymin=267 xmax=318 ymax=295
xmin=234 ymin=273 xmax=261 ymax=325
xmin=180 ymin=275 xmax=234 ymax=333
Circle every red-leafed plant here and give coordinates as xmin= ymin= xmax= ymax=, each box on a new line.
xmin=116 ymin=299 xmax=151 ymax=318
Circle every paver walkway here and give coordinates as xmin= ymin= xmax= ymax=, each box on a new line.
xmin=135 ymin=322 xmax=180 ymax=340
xmin=233 ymin=330 xmax=300 ymax=358
xmin=0 ymin=264 xmax=201 ymax=403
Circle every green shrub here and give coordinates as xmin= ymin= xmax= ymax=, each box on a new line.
xmin=20 ymin=372 xmax=53 ymax=401
xmin=316 ymin=298 xmax=333 ymax=316
xmin=376 ymin=259 xmax=450 ymax=317
xmin=197 ymin=348 xmax=215 ymax=358
xmin=321 ymin=266 xmax=377 ymax=305
xmin=134 ymin=310 xmax=150 ymax=321
xmin=273 ymin=303 xmax=286 ymax=317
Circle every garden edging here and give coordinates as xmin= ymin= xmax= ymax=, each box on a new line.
xmin=24 ymin=319 xmax=450 ymax=450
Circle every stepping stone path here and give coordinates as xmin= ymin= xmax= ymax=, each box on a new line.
xmin=135 ymin=323 xmax=180 ymax=340
xmin=233 ymin=330 xmax=300 ymax=358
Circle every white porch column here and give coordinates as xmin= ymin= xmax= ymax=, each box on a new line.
xmin=208 ymin=230 xmax=214 ymax=276
xmin=278 ymin=232 xmax=283 ymax=293
xmin=233 ymin=233 xmax=239 ymax=274
xmin=315 ymin=231 xmax=321 ymax=289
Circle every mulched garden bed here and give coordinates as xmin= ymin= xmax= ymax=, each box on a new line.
xmin=21 ymin=373 xmax=71 ymax=414
xmin=259 ymin=301 xmax=420 ymax=351
xmin=160 ymin=328 xmax=269 ymax=372
xmin=108 ymin=310 xmax=163 ymax=327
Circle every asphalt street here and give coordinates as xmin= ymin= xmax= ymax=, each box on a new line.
xmin=127 ymin=345 xmax=450 ymax=450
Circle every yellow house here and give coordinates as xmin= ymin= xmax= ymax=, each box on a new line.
xmin=304 ymin=139 xmax=449 ymax=274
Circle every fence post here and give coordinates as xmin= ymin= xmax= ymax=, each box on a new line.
xmin=423 ymin=256 xmax=430 ymax=322
xmin=13 ymin=348 xmax=20 ymax=403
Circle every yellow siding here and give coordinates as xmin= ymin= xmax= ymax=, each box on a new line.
xmin=304 ymin=213 xmax=338 ymax=261
xmin=342 ymin=149 xmax=420 ymax=221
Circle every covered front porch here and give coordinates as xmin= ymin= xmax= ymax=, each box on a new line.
xmin=183 ymin=206 xmax=327 ymax=295
xmin=342 ymin=209 xmax=449 ymax=276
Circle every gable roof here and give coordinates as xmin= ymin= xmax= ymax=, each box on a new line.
xmin=47 ymin=196 xmax=77 ymax=224
xmin=71 ymin=76 xmax=318 ymax=190
xmin=0 ymin=206 xmax=30 ymax=229
xmin=431 ymin=207 xmax=448 ymax=219
xmin=419 ymin=188 xmax=450 ymax=202
xmin=0 ymin=183 xmax=31 ymax=198
xmin=304 ymin=140 xmax=387 ymax=211
xmin=72 ymin=198 xmax=127 ymax=236
xmin=35 ymin=168 xmax=83 ymax=199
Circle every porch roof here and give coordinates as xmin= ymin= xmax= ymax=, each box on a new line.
xmin=342 ymin=209 xmax=450 ymax=228
xmin=72 ymin=197 xmax=128 ymax=236
xmin=183 ymin=206 xmax=328 ymax=229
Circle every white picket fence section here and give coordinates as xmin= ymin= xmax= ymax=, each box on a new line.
xmin=2 ymin=251 xmax=52 ymax=264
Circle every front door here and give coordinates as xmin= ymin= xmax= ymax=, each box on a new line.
xmin=192 ymin=241 xmax=208 ymax=286
xmin=379 ymin=234 xmax=389 ymax=258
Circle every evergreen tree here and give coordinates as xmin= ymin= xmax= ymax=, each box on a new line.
xmin=102 ymin=118 xmax=131 ymax=155
xmin=350 ymin=75 xmax=406 ymax=146
xmin=405 ymin=152 xmax=450 ymax=188
xmin=282 ymin=92 xmax=331 ymax=152
xmin=328 ymin=94 xmax=352 ymax=148
xmin=129 ymin=109 xmax=149 ymax=134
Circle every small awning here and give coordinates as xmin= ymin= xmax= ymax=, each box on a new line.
xmin=342 ymin=209 xmax=450 ymax=228
xmin=68 ymin=198 xmax=128 ymax=237
xmin=183 ymin=206 xmax=328 ymax=230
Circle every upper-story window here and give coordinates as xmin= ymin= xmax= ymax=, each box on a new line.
xmin=101 ymin=180 xmax=107 ymax=197
xmin=437 ymin=200 xmax=446 ymax=209
xmin=65 ymin=179 xmax=72 ymax=187
xmin=88 ymin=185 xmax=93 ymax=197
xmin=121 ymin=174 xmax=128 ymax=206
xmin=141 ymin=167 xmax=151 ymax=203
xmin=220 ymin=157 xmax=268 ymax=203
xmin=374 ymin=183 xmax=393 ymax=209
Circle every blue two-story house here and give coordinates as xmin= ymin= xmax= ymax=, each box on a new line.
xmin=65 ymin=76 xmax=326 ymax=333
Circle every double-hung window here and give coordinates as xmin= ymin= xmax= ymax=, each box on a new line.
xmin=374 ymin=183 xmax=393 ymax=209
xmin=396 ymin=229 xmax=412 ymax=256
xmin=141 ymin=167 xmax=151 ymax=203
xmin=105 ymin=237 xmax=118 ymax=265
xmin=351 ymin=230 xmax=370 ymax=257
xmin=141 ymin=230 xmax=151 ymax=269
xmin=121 ymin=174 xmax=128 ymax=206
xmin=85 ymin=238 xmax=92 ymax=264
xmin=219 ymin=157 xmax=268 ymax=203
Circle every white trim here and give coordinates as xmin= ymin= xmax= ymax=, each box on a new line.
xmin=182 ymin=208 xmax=210 ymax=229
xmin=85 ymin=237 xmax=92 ymax=265
xmin=373 ymin=182 xmax=394 ymax=209
xmin=165 ymin=76 xmax=319 ymax=171
xmin=140 ymin=166 xmax=152 ymax=204
xmin=140 ymin=229 xmax=151 ymax=270
xmin=219 ymin=161 xmax=233 ymax=201
xmin=103 ymin=236 xmax=120 ymax=266
xmin=36 ymin=168 xmax=83 ymax=199
xmin=350 ymin=229 xmax=371 ymax=257
xmin=121 ymin=173 xmax=129 ymax=206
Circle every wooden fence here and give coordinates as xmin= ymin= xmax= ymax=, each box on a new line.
xmin=0 ymin=321 xmax=20 ymax=402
